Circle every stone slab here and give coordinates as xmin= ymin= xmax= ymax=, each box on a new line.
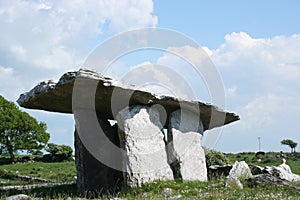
xmin=116 ymin=106 xmax=173 ymax=187
xmin=74 ymin=114 xmax=123 ymax=193
xmin=167 ymin=109 xmax=207 ymax=181
xmin=17 ymin=68 xmax=239 ymax=131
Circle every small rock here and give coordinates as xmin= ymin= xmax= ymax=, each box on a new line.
xmin=208 ymin=165 xmax=232 ymax=178
xmin=208 ymin=183 xmax=218 ymax=188
xmin=65 ymin=197 xmax=72 ymax=200
xmin=141 ymin=192 xmax=148 ymax=198
xmin=169 ymin=194 xmax=182 ymax=199
xmin=249 ymin=164 xmax=263 ymax=175
xmin=225 ymin=177 xmax=243 ymax=189
xmin=162 ymin=187 xmax=173 ymax=195
xmin=247 ymin=173 xmax=300 ymax=191
xmin=5 ymin=194 xmax=29 ymax=200
xmin=263 ymin=166 xmax=300 ymax=182
xmin=228 ymin=161 xmax=253 ymax=179
xmin=196 ymin=192 xmax=209 ymax=198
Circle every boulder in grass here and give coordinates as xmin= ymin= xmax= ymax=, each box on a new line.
xmin=225 ymin=161 xmax=253 ymax=189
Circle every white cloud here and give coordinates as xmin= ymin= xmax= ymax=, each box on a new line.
xmin=128 ymin=62 xmax=187 ymax=98
xmin=159 ymin=46 xmax=211 ymax=68
xmin=102 ymin=0 xmax=157 ymax=31
xmin=226 ymin=85 xmax=238 ymax=97
xmin=0 ymin=66 xmax=13 ymax=75
xmin=141 ymin=33 xmax=300 ymax=151
xmin=206 ymin=32 xmax=300 ymax=151
xmin=205 ymin=32 xmax=300 ymax=113
xmin=0 ymin=0 xmax=157 ymax=101
xmin=33 ymin=46 xmax=74 ymax=70
xmin=0 ymin=66 xmax=25 ymax=100
xmin=240 ymin=94 xmax=290 ymax=128
xmin=9 ymin=44 xmax=27 ymax=61
xmin=212 ymin=32 xmax=300 ymax=80
xmin=157 ymin=46 xmax=224 ymax=105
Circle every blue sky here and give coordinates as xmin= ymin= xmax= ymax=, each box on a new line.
xmin=0 ymin=0 xmax=299 ymax=153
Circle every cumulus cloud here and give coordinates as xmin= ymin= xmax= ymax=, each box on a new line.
xmin=157 ymin=46 xmax=226 ymax=106
xmin=142 ymin=32 xmax=300 ymax=151
xmin=128 ymin=61 xmax=193 ymax=98
xmin=212 ymin=32 xmax=300 ymax=80
xmin=210 ymin=32 xmax=300 ymax=107
xmin=237 ymin=93 xmax=300 ymax=130
xmin=0 ymin=66 xmax=25 ymax=100
xmin=208 ymin=32 xmax=300 ymax=151
xmin=0 ymin=0 xmax=157 ymax=101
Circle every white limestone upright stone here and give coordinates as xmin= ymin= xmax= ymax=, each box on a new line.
xmin=228 ymin=161 xmax=253 ymax=180
xmin=116 ymin=105 xmax=174 ymax=187
xmin=225 ymin=161 xmax=253 ymax=188
xmin=167 ymin=109 xmax=207 ymax=181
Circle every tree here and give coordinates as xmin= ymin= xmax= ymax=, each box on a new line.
xmin=0 ymin=95 xmax=50 ymax=161
xmin=281 ymin=139 xmax=298 ymax=153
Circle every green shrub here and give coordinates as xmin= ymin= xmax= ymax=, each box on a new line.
xmin=204 ymin=148 xmax=230 ymax=166
xmin=44 ymin=143 xmax=73 ymax=162
xmin=258 ymin=153 xmax=277 ymax=164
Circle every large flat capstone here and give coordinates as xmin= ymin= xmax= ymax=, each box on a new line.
xmin=17 ymin=68 xmax=239 ymax=131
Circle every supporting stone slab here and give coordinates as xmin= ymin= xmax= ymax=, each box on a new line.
xmin=116 ymin=106 xmax=174 ymax=187
xmin=74 ymin=113 xmax=123 ymax=193
xmin=167 ymin=109 xmax=207 ymax=181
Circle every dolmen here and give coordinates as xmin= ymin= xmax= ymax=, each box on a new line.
xmin=17 ymin=68 xmax=239 ymax=193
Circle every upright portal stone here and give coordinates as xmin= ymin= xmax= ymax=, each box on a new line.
xmin=167 ymin=109 xmax=207 ymax=181
xmin=74 ymin=113 xmax=123 ymax=193
xmin=116 ymin=106 xmax=173 ymax=187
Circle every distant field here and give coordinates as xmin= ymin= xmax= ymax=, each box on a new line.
xmin=0 ymin=161 xmax=76 ymax=186
xmin=226 ymin=152 xmax=300 ymax=174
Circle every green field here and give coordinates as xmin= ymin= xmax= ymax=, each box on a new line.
xmin=226 ymin=152 xmax=300 ymax=174
xmin=0 ymin=153 xmax=299 ymax=199
xmin=0 ymin=161 xmax=76 ymax=186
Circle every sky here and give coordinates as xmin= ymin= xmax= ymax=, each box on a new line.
xmin=0 ymin=0 xmax=299 ymax=153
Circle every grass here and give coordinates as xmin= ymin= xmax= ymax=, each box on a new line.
xmin=1 ymin=178 xmax=300 ymax=199
xmin=226 ymin=152 xmax=300 ymax=174
xmin=0 ymin=161 xmax=76 ymax=185
xmin=116 ymin=179 xmax=300 ymax=200
xmin=0 ymin=153 xmax=299 ymax=199
xmin=0 ymin=183 xmax=77 ymax=199
xmin=0 ymin=169 xmax=42 ymax=186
